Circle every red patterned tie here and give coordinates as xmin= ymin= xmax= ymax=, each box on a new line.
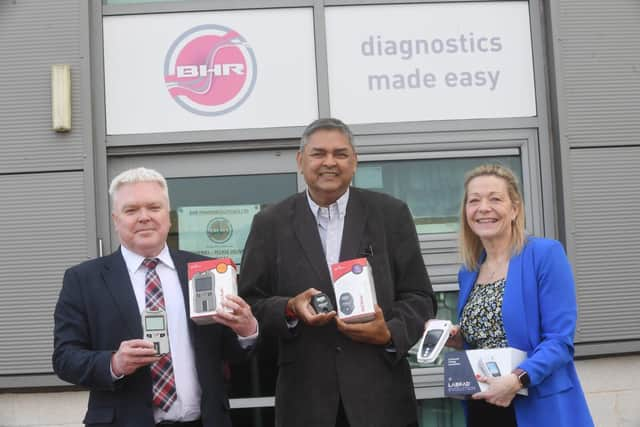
xmin=143 ymin=258 xmax=177 ymax=412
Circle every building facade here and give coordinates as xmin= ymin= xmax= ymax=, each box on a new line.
xmin=0 ymin=0 xmax=638 ymax=426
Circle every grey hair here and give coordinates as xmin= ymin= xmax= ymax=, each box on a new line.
xmin=300 ymin=118 xmax=355 ymax=152
xmin=109 ymin=167 xmax=170 ymax=210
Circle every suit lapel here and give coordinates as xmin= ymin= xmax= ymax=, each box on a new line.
xmin=101 ymin=250 xmax=142 ymax=338
xmin=340 ymin=188 xmax=367 ymax=261
xmin=170 ymin=249 xmax=196 ymax=337
xmin=457 ymin=269 xmax=478 ymax=319
xmin=292 ymin=192 xmax=332 ymax=283
xmin=170 ymin=249 xmax=190 ymax=302
xmin=502 ymin=251 xmax=527 ymax=348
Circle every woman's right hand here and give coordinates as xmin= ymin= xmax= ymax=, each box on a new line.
xmin=445 ymin=324 xmax=464 ymax=349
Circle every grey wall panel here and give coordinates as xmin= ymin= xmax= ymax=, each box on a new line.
xmin=420 ymin=238 xmax=459 ymax=287
xmin=0 ymin=0 xmax=86 ymax=173
xmin=569 ymin=147 xmax=640 ymax=343
xmin=557 ymin=0 xmax=640 ymax=148
xmin=0 ymin=172 xmax=88 ymax=374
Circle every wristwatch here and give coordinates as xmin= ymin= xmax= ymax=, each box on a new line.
xmin=513 ymin=368 xmax=530 ymax=388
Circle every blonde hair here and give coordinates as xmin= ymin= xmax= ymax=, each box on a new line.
xmin=459 ymin=164 xmax=526 ymax=270
xmin=109 ymin=167 xmax=169 ymax=210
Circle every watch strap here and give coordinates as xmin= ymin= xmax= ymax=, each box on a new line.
xmin=512 ymin=368 xmax=530 ymax=388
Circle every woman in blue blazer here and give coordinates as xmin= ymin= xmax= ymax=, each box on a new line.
xmin=447 ymin=164 xmax=593 ymax=427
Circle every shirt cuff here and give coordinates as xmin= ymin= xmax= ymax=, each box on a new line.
xmin=237 ymin=324 xmax=259 ymax=349
xmin=285 ymin=317 xmax=299 ymax=329
xmin=110 ymin=359 xmax=124 ymax=381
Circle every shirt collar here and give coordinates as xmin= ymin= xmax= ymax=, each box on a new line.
xmin=306 ymin=188 xmax=350 ymax=221
xmin=120 ymin=244 xmax=176 ymax=274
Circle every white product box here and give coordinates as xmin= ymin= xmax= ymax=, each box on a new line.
xmin=187 ymin=258 xmax=238 ymax=325
xmin=444 ymin=347 xmax=528 ymax=398
xmin=331 ymin=258 xmax=377 ymax=323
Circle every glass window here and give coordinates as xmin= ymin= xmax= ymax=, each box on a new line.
xmin=164 ymin=173 xmax=293 ymax=427
xmin=166 ymin=173 xmax=296 ymax=266
xmin=353 ymin=156 xmax=522 ymax=234
xmin=418 ymin=398 xmax=465 ymax=427
xmin=229 ymin=407 xmax=275 ymax=427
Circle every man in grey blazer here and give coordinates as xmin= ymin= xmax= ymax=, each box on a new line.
xmin=53 ymin=167 xmax=258 ymax=427
xmin=239 ymin=118 xmax=435 ymax=427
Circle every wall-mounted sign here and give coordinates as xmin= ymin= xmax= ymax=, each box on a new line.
xmin=325 ymin=2 xmax=536 ymax=124
xmin=103 ymin=9 xmax=317 ymax=135
xmin=177 ymin=204 xmax=260 ymax=265
xmin=164 ymin=24 xmax=257 ymax=116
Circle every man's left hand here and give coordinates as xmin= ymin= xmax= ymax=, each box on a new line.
xmin=335 ymin=304 xmax=391 ymax=345
xmin=212 ymin=295 xmax=258 ymax=337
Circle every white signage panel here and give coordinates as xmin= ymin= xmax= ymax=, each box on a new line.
xmin=103 ymin=9 xmax=318 ymax=134
xmin=325 ymin=2 xmax=536 ymax=124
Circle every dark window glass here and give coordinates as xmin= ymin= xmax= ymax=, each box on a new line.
xmin=354 ymin=156 xmax=522 ymax=234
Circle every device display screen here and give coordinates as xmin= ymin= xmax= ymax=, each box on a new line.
xmin=421 ymin=329 xmax=444 ymax=356
xmin=195 ymin=276 xmax=213 ymax=292
xmin=145 ymin=316 xmax=166 ymax=331
xmin=486 ymin=361 xmax=501 ymax=377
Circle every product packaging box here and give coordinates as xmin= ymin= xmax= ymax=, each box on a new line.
xmin=444 ymin=347 xmax=528 ymax=398
xmin=330 ymin=258 xmax=377 ymax=323
xmin=187 ymin=258 xmax=238 ymax=325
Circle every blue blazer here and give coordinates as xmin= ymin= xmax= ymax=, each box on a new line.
xmin=457 ymin=237 xmax=593 ymax=427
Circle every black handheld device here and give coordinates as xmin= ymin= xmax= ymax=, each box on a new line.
xmin=311 ymin=292 xmax=334 ymax=314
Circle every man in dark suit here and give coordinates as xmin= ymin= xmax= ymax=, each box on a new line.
xmin=239 ymin=118 xmax=436 ymax=427
xmin=53 ymin=167 xmax=258 ymax=427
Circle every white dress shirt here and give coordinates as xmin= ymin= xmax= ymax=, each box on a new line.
xmin=306 ymin=188 xmax=350 ymax=270
xmin=121 ymin=245 xmax=201 ymax=423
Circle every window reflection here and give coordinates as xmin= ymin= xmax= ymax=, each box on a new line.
xmin=354 ymin=156 xmax=522 ymax=234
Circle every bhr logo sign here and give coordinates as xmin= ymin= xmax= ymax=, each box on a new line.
xmin=164 ymin=24 xmax=257 ymax=116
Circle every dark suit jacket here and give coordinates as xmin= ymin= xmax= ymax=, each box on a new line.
xmin=239 ymin=188 xmax=435 ymax=427
xmin=53 ymin=248 xmax=248 ymax=427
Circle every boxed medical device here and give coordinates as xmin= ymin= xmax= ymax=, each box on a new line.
xmin=187 ymin=258 xmax=238 ymax=325
xmin=444 ymin=347 xmax=528 ymax=398
xmin=330 ymin=258 xmax=377 ymax=323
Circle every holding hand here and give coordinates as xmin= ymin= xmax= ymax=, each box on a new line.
xmin=472 ymin=372 xmax=521 ymax=407
xmin=212 ymin=295 xmax=258 ymax=337
xmin=336 ymin=304 xmax=391 ymax=345
xmin=287 ymin=288 xmax=336 ymax=326
xmin=111 ymin=339 xmax=159 ymax=376
xmin=445 ymin=324 xmax=464 ymax=350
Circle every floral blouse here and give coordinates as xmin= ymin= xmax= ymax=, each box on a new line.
xmin=460 ymin=278 xmax=509 ymax=349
